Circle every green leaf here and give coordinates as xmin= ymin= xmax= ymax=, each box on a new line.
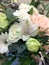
xmin=17 ymin=44 xmax=26 ymax=54
xmin=36 ymin=35 xmax=49 ymax=44
xmin=15 ymin=40 xmax=26 ymax=54
xmin=39 ymin=31 xmax=46 ymax=36
xmin=30 ymin=0 xmax=35 ymax=6
xmin=28 ymin=8 xmax=33 ymax=15
xmin=5 ymin=7 xmax=16 ymax=22
xmin=2 ymin=56 xmax=16 ymax=65
xmin=46 ymin=11 xmax=49 ymax=17
xmin=20 ymin=54 xmax=32 ymax=65
xmin=20 ymin=52 xmax=37 ymax=65
xmin=30 ymin=0 xmax=40 ymax=7
xmin=45 ymin=54 xmax=49 ymax=60
xmin=40 ymin=36 xmax=49 ymax=43
xmin=8 ymin=39 xmax=26 ymax=53
xmin=44 ymin=3 xmax=49 ymax=17
xmin=11 ymin=58 xmax=20 ymax=65
xmin=45 ymin=3 xmax=49 ymax=11
xmin=8 ymin=43 xmax=18 ymax=52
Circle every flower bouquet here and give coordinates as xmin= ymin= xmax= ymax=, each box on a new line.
xmin=0 ymin=0 xmax=49 ymax=65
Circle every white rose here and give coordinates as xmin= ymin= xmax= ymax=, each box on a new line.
xmin=8 ymin=22 xmax=22 ymax=43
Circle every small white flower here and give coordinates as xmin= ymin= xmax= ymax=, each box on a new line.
xmin=13 ymin=3 xmax=39 ymax=22
xmin=19 ymin=3 xmax=39 ymax=14
xmin=8 ymin=22 xmax=22 ymax=43
xmin=19 ymin=3 xmax=32 ymax=12
xmin=0 ymin=42 xmax=8 ymax=54
xmin=17 ymin=0 xmax=32 ymax=4
xmin=0 ymin=32 xmax=10 ymax=53
xmin=13 ymin=9 xmax=30 ymax=22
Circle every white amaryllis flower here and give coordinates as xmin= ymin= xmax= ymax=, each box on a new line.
xmin=0 ymin=32 xmax=10 ymax=53
xmin=12 ymin=3 xmax=39 ymax=42
xmin=21 ymin=20 xmax=39 ymax=41
xmin=21 ymin=20 xmax=39 ymax=37
xmin=8 ymin=22 xmax=22 ymax=43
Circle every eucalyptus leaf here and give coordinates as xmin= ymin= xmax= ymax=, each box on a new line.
xmin=17 ymin=44 xmax=26 ymax=54
xmin=8 ymin=39 xmax=26 ymax=53
xmin=40 ymin=36 xmax=49 ymax=43
xmin=8 ymin=43 xmax=18 ymax=52
xmin=11 ymin=58 xmax=20 ymax=65
xmin=17 ymin=40 xmax=26 ymax=54
xmin=5 ymin=7 xmax=16 ymax=22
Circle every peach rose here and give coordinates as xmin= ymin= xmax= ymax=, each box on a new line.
xmin=30 ymin=14 xmax=49 ymax=36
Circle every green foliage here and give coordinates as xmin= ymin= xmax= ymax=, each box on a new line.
xmin=20 ymin=51 xmax=37 ymax=65
xmin=35 ymin=35 xmax=49 ymax=44
xmin=28 ymin=8 xmax=33 ymax=15
xmin=45 ymin=3 xmax=49 ymax=11
xmin=8 ymin=43 xmax=18 ymax=52
xmin=0 ymin=3 xmax=16 ymax=32
xmin=5 ymin=7 xmax=16 ymax=22
xmin=45 ymin=3 xmax=49 ymax=17
xmin=8 ymin=40 xmax=26 ymax=53
xmin=30 ymin=0 xmax=40 ymax=7
xmin=2 ymin=50 xmax=37 ymax=65
xmin=20 ymin=57 xmax=32 ymax=65
xmin=2 ymin=56 xmax=16 ymax=65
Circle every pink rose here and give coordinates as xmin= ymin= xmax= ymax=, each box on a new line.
xmin=30 ymin=14 xmax=49 ymax=36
